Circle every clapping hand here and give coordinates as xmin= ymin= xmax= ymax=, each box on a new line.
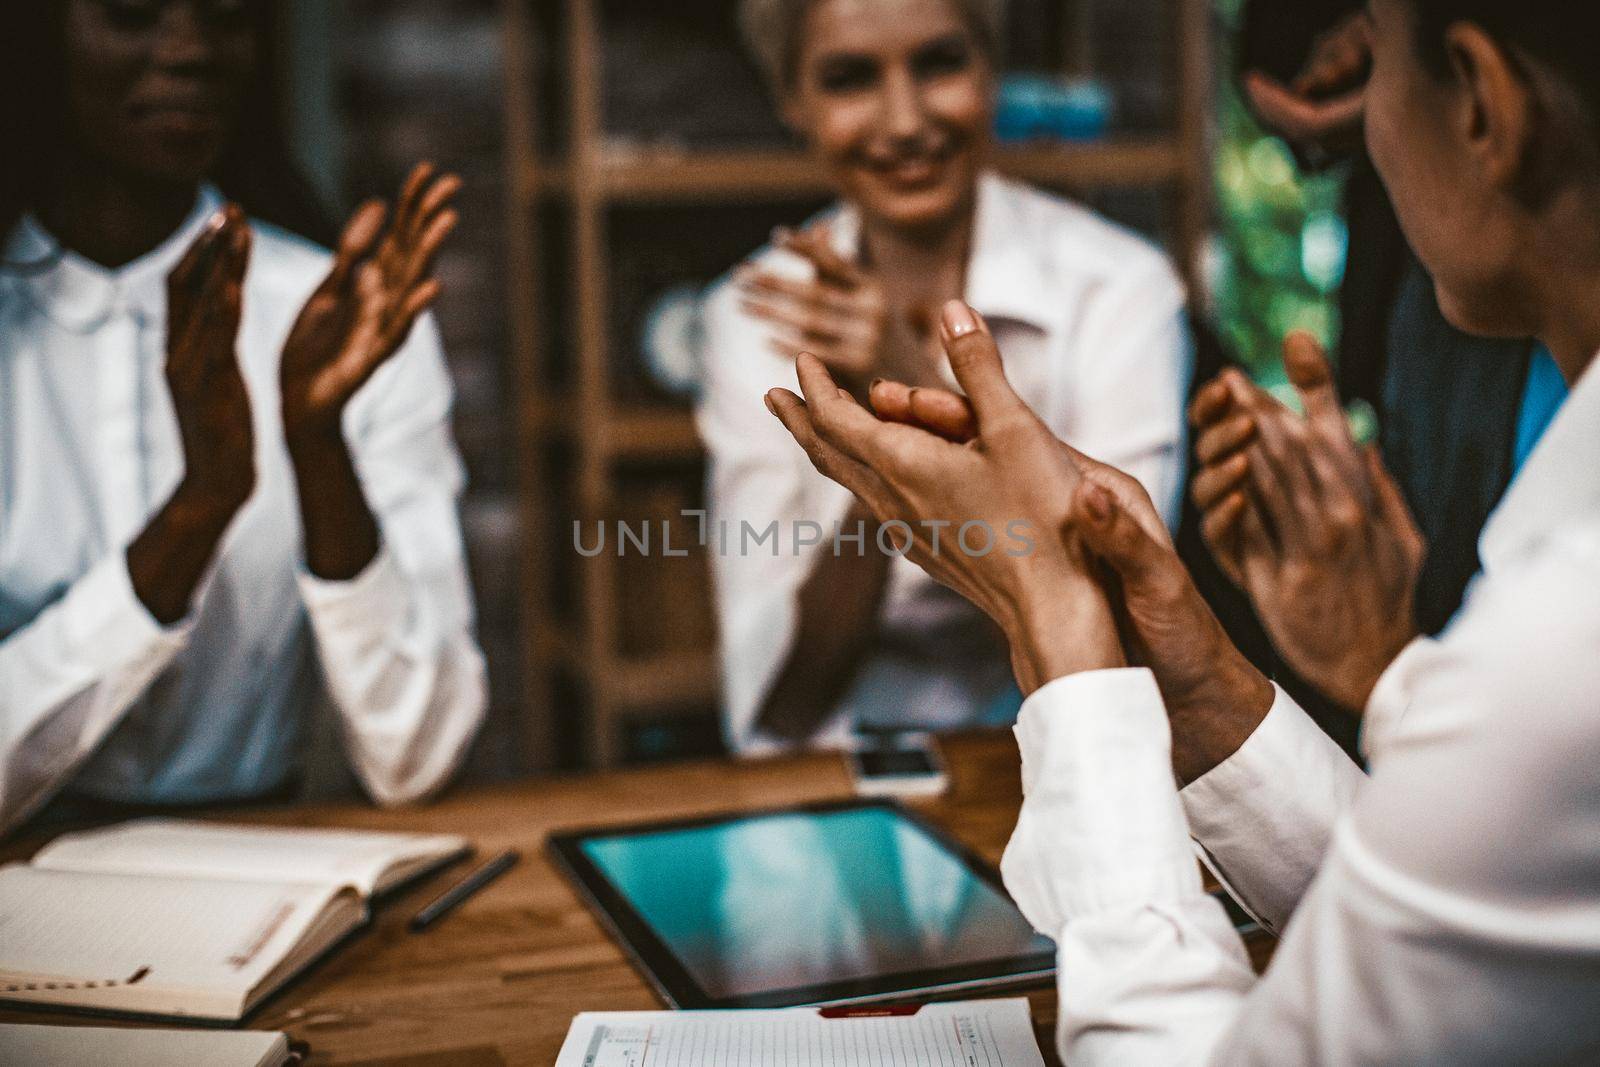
xmin=280 ymin=162 xmax=461 ymax=442
xmin=164 ymin=203 xmax=257 ymax=510
xmin=1244 ymin=11 xmax=1371 ymax=158
xmin=765 ymin=300 xmax=1124 ymax=693
xmin=739 ymin=223 xmax=943 ymax=397
xmin=1190 ymin=333 xmax=1424 ymax=713
xmin=129 ymin=204 xmax=256 ymax=626
xmin=868 ymin=373 xmax=1275 ymax=784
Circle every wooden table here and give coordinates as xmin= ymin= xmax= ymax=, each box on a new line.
xmin=0 ymin=731 xmax=1270 ymax=1065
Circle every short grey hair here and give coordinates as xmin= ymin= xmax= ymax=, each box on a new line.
xmin=739 ymin=0 xmax=1005 ymax=94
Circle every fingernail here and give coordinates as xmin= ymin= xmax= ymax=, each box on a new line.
xmin=941 ymin=300 xmax=978 ymax=338
xmin=869 ymin=377 xmax=885 ymax=391
xmin=763 ymin=392 xmax=776 ymax=416
xmin=837 ymin=387 xmax=852 ymax=402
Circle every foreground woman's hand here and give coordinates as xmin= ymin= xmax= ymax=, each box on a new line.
xmin=1191 ymin=333 xmax=1424 ymax=714
xmin=870 ymin=378 xmax=1275 ymax=785
xmin=765 ymin=300 xmax=1124 ymax=692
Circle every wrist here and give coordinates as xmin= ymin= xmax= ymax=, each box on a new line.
xmin=283 ymin=416 xmax=346 ymax=458
xmin=1167 ymin=640 xmax=1274 ymax=786
xmin=1008 ymin=575 xmax=1125 ymax=692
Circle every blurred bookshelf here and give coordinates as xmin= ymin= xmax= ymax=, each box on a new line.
xmin=503 ymin=0 xmax=1215 ymax=767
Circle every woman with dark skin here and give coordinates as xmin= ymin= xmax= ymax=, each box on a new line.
xmin=0 ymin=0 xmax=487 ymax=833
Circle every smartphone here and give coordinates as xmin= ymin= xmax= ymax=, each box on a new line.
xmin=847 ymin=733 xmax=949 ymax=799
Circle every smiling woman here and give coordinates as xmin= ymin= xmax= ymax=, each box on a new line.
xmin=695 ymin=0 xmax=1194 ymax=755
xmin=741 ymin=0 xmax=1003 ymax=232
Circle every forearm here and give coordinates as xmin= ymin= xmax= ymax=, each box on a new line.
xmin=287 ymin=427 xmax=381 ymax=582
xmin=1000 ymin=670 xmax=1254 ymax=1066
xmin=1166 ymin=634 xmax=1276 ymax=786
xmin=127 ymin=481 xmax=245 ymax=625
xmin=1005 ymin=577 xmax=1128 ymax=694
xmin=754 ymin=501 xmax=893 ymax=743
xmin=302 ymin=548 xmax=487 ymax=805
xmin=1 ymin=555 xmax=193 ymax=835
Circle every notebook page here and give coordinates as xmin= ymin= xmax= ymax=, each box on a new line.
xmin=553 ymin=998 xmax=1046 ymax=1067
xmin=0 ymin=865 xmax=356 ymax=1018
xmin=32 ymin=819 xmax=467 ymax=896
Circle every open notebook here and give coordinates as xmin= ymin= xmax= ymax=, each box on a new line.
xmin=0 ymin=819 xmax=469 ymax=1022
xmin=0 ymin=1023 xmax=295 ymax=1067
xmin=554 ymin=998 xmax=1047 ymax=1066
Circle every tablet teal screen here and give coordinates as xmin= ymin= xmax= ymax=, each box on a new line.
xmin=580 ymin=807 xmax=1053 ymax=999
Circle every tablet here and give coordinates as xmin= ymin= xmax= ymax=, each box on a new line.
xmin=547 ymin=799 xmax=1056 ymax=1009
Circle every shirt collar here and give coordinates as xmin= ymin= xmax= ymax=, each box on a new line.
xmin=1479 ymin=350 xmax=1600 ymax=571
xmin=830 ymin=171 xmax=1057 ymax=332
xmin=3 ymin=184 xmax=224 ymax=334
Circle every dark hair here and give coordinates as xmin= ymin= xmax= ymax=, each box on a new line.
xmin=1407 ymin=2 xmax=1600 ymax=136
xmin=0 ymin=0 xmax=337 ymax=265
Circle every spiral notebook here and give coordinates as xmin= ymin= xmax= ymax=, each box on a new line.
xmin=0 ymin=819 xmax=468 ymax=1022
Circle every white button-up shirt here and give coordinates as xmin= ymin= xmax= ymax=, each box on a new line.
xmin=1001 ymin=349 xmax=1600 ymax=1064
xmin=0 ymin=188 xmax=488 ymax=834
xmin=697 ymin=173 xmax=1192 ymax=754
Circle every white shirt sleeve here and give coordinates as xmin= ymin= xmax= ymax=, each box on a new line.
xmin=1004 ymin=539 xmax=1600 ymax=1065
xmin=0 ymin=556 xmax=195 ymax=834
xmin=1001 ymin=669 xmax=1257 ymax=1064
xmin=696 ymin=278 xmax=855 ymax=755
xmin=1179 ymin=685 xmax=1366 ymax=933
xmin=297 ymin=315 xmax=487 ymax=805
xmin=1063 ymin=262 xmax=1191 ymax=530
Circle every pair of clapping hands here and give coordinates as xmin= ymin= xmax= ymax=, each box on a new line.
xmin=1191 ymin=333 xmax=1423 ymax=712
xmin=165 ymin=163 xmax=459 ymax=510
xmin=768 ymin=302 xmax=1420 ymax=778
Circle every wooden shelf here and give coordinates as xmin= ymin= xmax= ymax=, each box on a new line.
xmin=505 ymin=0 xmax=1212 ymax=768
xmin=540 ymin=631 xmax=718 ymax=712
xmin=611 ymin=650 xmax=719 ymax=710
xmin=521 ymin=137 xmax=1187 ymax=204
xmin=527 ymin=400 xmax=703 ymax=461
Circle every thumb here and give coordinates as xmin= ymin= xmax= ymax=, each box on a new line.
xmin=1283 ymin=331 xmax=1346 ymax=436
xmin=1074 ymin=479 xmax=1170 ymax=586
xmin=938 ymin=300 xmax=1026 ymax=428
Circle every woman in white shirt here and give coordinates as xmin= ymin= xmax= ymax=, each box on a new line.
xmin=699 ymin=0 xmax=1191 ymax=753
xmin=766 ymin=0 xmax=1600 ymax=1059
xmin=0 ymin=0 xmax=486 ymax=835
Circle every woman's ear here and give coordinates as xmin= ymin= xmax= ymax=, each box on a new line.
xmin=1443 ymin=22 xmax=1536 ymax=194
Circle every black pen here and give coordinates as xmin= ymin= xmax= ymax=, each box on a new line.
xmin=408 ymin=849 xmax=520 ymax=932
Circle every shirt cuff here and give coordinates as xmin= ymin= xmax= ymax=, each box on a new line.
xmin=1178 ymin=683 xmax=1364 ymax=932
xmin=72 ymin=553 xmax=195 ymax=664
xmin=298 ymin=544 xmax=408 ymax=636
xmin=1001 ymin=668 xmax=1202 ymax=932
